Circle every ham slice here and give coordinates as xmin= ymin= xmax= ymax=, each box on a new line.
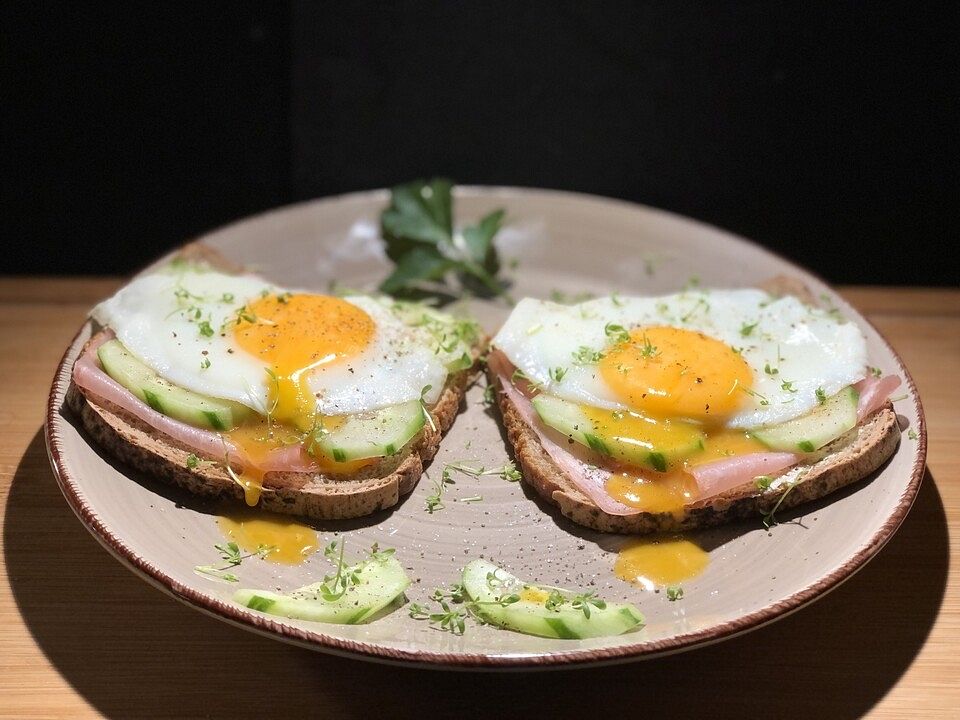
xmin=688 ymin=452 xmax=800 ymax=498
xmin=854 ymin=375 xmax=902 ymax=422
xmin=498 ymin=378 xmax=640 ymax=516
xmin=72 ymin=332 xmax=319 ymax=474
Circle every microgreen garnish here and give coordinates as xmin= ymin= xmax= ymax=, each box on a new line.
xmin=200 ymin=357 xmax=211 ymax=370
xmin=754 ymin=475 xmax=773 ymax=490
xmin=740 ymin=321 xmax=758 ymax=337
xmin=549 ymin=366 xmax=568 ymax=383
xmin=197 ymin=319 xmax=214 ymax=338
xmin=317 ymin=540 xmax=362 ymax=601
xmin=638 ymin=333 xmax=659 ymax=358
xmin=220 ymin=292 xmax=234 ymax=303
xmin=186 ymin=453 xmax=200 ymax=469
xmin=511 ymin=368 xmax=544 ymax=392
xmin=549 ymin=289 xmax=595 ymax=304
xmin=378 ymin=178 xmax=511 ymax=301
xmin=604 ymin=322 xmax=631 ymax=345
xmin=869 ymin=366 xmax=883 ymax=378
xmin=570 ymin=591 xmax=607 ymax=619
xmin=444 ymin=461 xmax=522 ymax=483
xmin=424 ymin=469 xmax=455 ymax=513
xmin=741 ymin=386 xmax=771 ymax=406
xmin=780 ymin=380 xmax=797 ymax=393
xmin=482 ymin=383 xmax=496 ymax=405
xmin=409 ymin=582 xmax=520 ymax=635
xmin=764 ymin=362 xmax=779 ymax=376
xmin=194 ymin=541 xmax=276 ymax=583
xmin=908 ymin=428 xmax=918 ymax=440
xmin=816 ymin=386 xmax=827 ymax=405
xmin=680 ymin=297 xmax=709 ymax=323
xmin=610 ymin=292 xmax=625 ymax=307
xmin=762 ymin=471 xmax=807 ymax=529
xmin=572 ymin=346 xmax=605 ymax=365
xmin=419 ymin=384 xmax=437 ymax=433
xmin=666 ymin=585 xmax=684 ymax=601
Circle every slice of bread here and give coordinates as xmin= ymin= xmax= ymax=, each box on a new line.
xmin=66 ymin=243 xmax=483 ymax=520
xmin=489 ymin=277 xmax=901 ymax=534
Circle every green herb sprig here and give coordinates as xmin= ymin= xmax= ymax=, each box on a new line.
xmin=379 ymin=178 xmax=511 ymax=301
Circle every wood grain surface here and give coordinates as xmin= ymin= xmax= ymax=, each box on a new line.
xmin=1 ymin=279 xmax=957 ymax=719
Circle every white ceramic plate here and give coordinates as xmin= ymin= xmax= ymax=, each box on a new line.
xmin=45 ymin=188 xmax=926 ymax=668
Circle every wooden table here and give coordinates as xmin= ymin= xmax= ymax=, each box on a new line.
xmin=1 ymin=279 xmax=957 ymax=719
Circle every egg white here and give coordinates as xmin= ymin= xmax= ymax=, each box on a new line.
xmin=91 ymin=266 xmax=451 ymax=416
xmin=492 ymin=289 xmax=868 ymax=429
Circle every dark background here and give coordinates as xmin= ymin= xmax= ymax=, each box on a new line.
xmin=3 ymin=2 xmax=957 ymax=284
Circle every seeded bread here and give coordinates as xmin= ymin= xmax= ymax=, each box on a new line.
xmin=489 ymin=276 xmax=901 ymax=534
xmin=66 ymin=243 xmax=483 ymax=520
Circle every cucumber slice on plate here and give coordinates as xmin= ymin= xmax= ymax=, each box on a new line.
xmin=234 ymin=551 xmax=410 ymax=625
xmin=312 ymin=400 xmax=426 ymax=462
xmin=97 ymin=339 xmax=249 ymax=431
xmin=531 ymin=393 xmax=704 ymax=471
xmin=752 ymin=386 xmax=859 ymax=453
xmin=461 ymin=559 xmax=643 ymax=639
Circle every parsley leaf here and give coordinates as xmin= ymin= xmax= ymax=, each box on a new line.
xmin=379 ymin=178 xmax=510 ymax=300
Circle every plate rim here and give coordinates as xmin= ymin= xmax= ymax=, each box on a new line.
xmin=43 ymin=186 xmax=928 ymax=670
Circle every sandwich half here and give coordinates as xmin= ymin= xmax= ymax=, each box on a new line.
xmin=487 ymin=277 xmax=902 ymax=533
xmin=67 ymin=244 xmax=484 ymax=520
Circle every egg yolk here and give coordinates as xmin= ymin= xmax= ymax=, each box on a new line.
xmin=599 ymin=326 xmax=752 ymax=422
xmin=224 ymin=294 xmax=377 ymax=505
xmin=614 ymin=537 xmax=709 ymax=591
xmin=233 ymin=293 xmax=375 ymax=430
xmin=217 ymin=511 xmax=320 ymax=565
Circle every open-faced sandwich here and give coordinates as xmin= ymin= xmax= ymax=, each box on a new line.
xmin=487 ymin=278 xmax=902 ymax=533
xmin=67 ymin=246 xmax=484 ymax=520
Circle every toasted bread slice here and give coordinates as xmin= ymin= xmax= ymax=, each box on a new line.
xmin=489 ymin=277 xmax=901 ymax=534
xmin=66 ymin=243 xmax=483 ymax=520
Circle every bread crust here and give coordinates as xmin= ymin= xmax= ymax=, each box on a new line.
xmin=489 ymin=277 xmax=902 ymax=534
xmin=67 ymin=242 xmax=482 ymax=520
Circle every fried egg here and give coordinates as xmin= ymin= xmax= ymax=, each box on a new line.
xmin=492 ymin=288 xmax=867 ymax=429
xmin=91 ymin=264 xmax=464 ymax=428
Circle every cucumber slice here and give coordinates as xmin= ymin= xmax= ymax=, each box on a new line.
xmin=753 ymin=386 xmax=860 ymax=452
xmin=531 ymin=394 xmax=704 ymax=471
xmin=461 ymin=559 xmax=643 ymax=639
xmin=312 ymin=400 xmax=426 ymax=462
xmin=234 ymin=552 xmax=410 ymax=624
xmin=97 ymin=339 xmax=249 ymax=431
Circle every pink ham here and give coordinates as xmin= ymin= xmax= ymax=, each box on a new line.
xmin=854 ymin=375 xmax=902 ymax=422
xmin=497 ymin=377 xmax=640 ymax=516
xmin=688 ymin=452 xmax=801 ymax=499
xmin=72 ymin=332 xmax=319 ymax=474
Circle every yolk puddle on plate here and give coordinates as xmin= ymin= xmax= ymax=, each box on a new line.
xmin=217 ymin=512 xmax=319 ymax=565
xmin=614 ymin=537 xmax=709 ymax=591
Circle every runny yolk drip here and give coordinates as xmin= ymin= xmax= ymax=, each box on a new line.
xmin=606 ymin=471 xmax=699 ymax=514
xmin=233 ymin=293 xmax=375 ymax=431
xmin=217 ymin=512 xmax=319 ymax=565
xmin=689 ymin=429 xmax=768 ymax=466
xmin=599 ymin=326 xmax=752 ymax=422
xmin=222 ymin=294 xmax=377 ymax=505
xmin=614 ymin=537 xmax=709 ymax=591
xmin=226 ymin=418 xmax=374 ymax=506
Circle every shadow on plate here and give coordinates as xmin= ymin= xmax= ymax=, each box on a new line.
xmin=6 ymin=429 xmax=945 ymax=720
